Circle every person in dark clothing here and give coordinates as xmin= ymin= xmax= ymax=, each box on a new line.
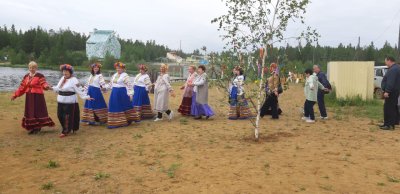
xmin=313 ymin=65 xmax=331 ymax=119
xmin=380 ymin=57 xmax=400 ymax=130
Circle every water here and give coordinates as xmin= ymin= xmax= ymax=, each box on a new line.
xmin=0 ymin=67 xmax=91 ymax=91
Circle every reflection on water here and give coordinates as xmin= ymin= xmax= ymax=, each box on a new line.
xmin=0 ymin=67 xmax=90 ymax=91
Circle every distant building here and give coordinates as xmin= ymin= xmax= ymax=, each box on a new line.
xmin=86 ymin=29 xmax=121 ymax=59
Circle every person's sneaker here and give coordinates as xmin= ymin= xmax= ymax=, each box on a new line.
xmin=320 ymin=116 xmax=328 ymax=120
xmin=168 ymin=111 xmax=174 ymax=121
xmin=301 ymin=117 xmax=310 ymax=120
xmin=154 ymin=118 xmax=163 ymax=122
xmin=306 ymin=119 xmax=316 ymax=123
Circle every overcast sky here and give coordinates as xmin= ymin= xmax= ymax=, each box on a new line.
xmin=0 ymin=0 xmax=399 ymax=52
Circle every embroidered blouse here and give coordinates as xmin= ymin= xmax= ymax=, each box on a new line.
xmin=133 ymin=73 xmax=152 ymax=91
xmin=13 ymin=72 xmax=49 ymax=97
xmin=52 ymin=77 xmax=91 ymax=103
xmin=107 ymin=72 xmax=134 ymax=96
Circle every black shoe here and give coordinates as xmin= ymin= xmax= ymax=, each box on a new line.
xmin=378 ymin=124 xmax=386 ymax=128
xmin=194 ymin=116 xmax=202 ymax=120
xmin=205 ymin=116 xmax=210 ymax=120
xmin=380 ymin=125 xmax=395 ymax=130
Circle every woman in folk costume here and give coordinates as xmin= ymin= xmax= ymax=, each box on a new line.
xmin=228 ymin=66 xmax=253 ymax=120
xmin=178 ymin=65 xmax=197 ymax=116
xmin=260 ymin=63 xmax=282 ymax=119
xmin=190 ymin=65 xmax=215 ymax=119
xmin=51 ymin=64 xmax=93 ymax=138
xmin=132 ymin=64 xmax=154 ymax=120
xmin=11 ymin=61 xmax=55 ymax=135
xmin=154 ymin=63 xmax=176 ymax=122
xmin=81 ymin=63 xmax=108 ymax=125
xmin=107 ymin=62 xmax=139 ymax=128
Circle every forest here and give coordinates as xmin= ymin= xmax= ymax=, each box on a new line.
xmin=0 ymin=25 xmax=398 ymax=72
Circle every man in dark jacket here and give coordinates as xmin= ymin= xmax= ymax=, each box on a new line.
xmin=380 ymin=56 xmax=400 ymax=130
xmin=313 ymin=65 xmax=331 ymax=119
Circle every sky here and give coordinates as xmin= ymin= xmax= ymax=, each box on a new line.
xmin=0 ymin=0 xmax=399 ymax=52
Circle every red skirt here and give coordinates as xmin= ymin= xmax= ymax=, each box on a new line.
xmin=178 ymin=97 xmax=192 ymax=116
xmin=22 ymin=93 xmax=55 ymax=131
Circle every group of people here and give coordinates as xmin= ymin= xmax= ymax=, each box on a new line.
xmin=12 ymin=61 xmax=218 ymax=137
xmin=12 ymin=57 xmax=399 ymax=137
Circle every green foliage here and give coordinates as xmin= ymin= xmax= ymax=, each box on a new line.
xmin=0 ymin=25 xmax=171 ymax=68
xmin=325 ymin=88 xmax=383 ymax=120
xmin=94 ymin=172 xmax=110 ymax=180
xmin=46 ymin=160 xmax=59 ymax=169
xmin=41 ymin=182 xmax=54 ymax=190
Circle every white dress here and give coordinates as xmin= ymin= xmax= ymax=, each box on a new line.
xmin=154 ymin=74 xmax=173 ymax=112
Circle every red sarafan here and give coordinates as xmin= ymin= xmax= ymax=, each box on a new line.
xmin=13 ymin=72 xmax=55 ymax=132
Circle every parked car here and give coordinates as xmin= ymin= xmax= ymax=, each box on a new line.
xmin=374 ymin=66 xmax=388 ymax=98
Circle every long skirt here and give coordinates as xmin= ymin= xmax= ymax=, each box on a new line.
xmin=228 ymin=87 xmax=253 ymax=120
xmin=178 ymin=86 xmax=194 ymax=116
xmin=191 ymin=92 xmax=215 ymax=117
xmin=22 ymin=93 xmax=55 ymax=131
xmin=108 ymin=87 xmax=139 ymax=129
xmin=260 ymin=93 xmax=282 ymax=119
xmin=132 ymin=86 xmax=154 ymax=120
xmin=81 ymin=86 xmax=108 ymax=124
xmin=57 ymin=103 xmax=80 ymax=134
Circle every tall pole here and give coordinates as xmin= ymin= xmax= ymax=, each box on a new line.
xmin=398 ymin=24 xmax=400 ymax=60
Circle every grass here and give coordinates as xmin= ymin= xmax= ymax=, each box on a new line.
xmin=94 ymin=172 xmax=110 ymax=180
xmin=46 ymin=160 xmax=59 ymax=169
xmin=165 ymin=163 xmax=181 ymax=178
xmin=387 ymin=175 xmax=400 ymax=183
xmin=179 ymin=118 xmax=189 ymax=125
xmin=41 ymin=182 xmax=54 ymax=190
xmin=133 ymin=133 xmax=143 ymax=139
xmin=325 ymin=89 xmax=383 ymax=120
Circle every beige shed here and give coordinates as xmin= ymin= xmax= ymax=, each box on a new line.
xmin=327 ymin=61 xmax=374 ymax=100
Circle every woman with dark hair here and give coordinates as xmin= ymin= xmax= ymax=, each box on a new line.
xmin=190 ymin=65 xmax=214 ymax=119
xmin=81 ymin=63 xmax=108 ymax=125
xmin=106 ymin=62 xmax=139 ymax=128
xmin=51 ymin=64 xmax=93 ymax=138
xmin=11 ymin=61 xmax=55 ymax=134
xmin=302 ymin=68 xmax=327 ymax=123
xmin=228 ymin=66 xmax=253 ymax=120
xmin=132 ymin=64 xmax=154 ymax=121
xmin=178 ymin=65 xmax=197 ymax=116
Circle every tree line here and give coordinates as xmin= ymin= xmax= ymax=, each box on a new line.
xmin=0 ymin=25 xmax=398 ymax=72
xmin=0 ymin=25 xmax=171 ymax=70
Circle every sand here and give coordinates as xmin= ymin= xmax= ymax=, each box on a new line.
xmin=0 ymin=84 xmax=399 ymax=194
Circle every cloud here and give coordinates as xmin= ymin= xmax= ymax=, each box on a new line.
xmin=0 ymin=0 xmax=399 ymax=52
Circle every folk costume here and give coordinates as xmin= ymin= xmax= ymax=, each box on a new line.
xmin=13 ymin=70 xmax=55 ymax=134
xmin=107 ymin=62 xmax=139 ymax=128
xmin=191 ymin=72 xmax=215 ymax=118
xmin=228 ymin=74 xmax=253 ymax=120
xmin=52 ymin=64 xmax=91 ymax=136
xmin=154 ymin=71 xmax=174 ymax=121
xmin=81 ymin=63 xmax=108 ymax=125
xmin=132 ymin=65 xmax=154 ymax=120
xmin=178 ymin=72 xmax=197 ymax=116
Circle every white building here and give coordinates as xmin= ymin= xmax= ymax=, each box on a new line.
xmin=86 ymin=29 xmax=121 ymax=59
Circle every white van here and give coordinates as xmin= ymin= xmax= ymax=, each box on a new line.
xmin=374 ymin=66 xmax=388 ymax=98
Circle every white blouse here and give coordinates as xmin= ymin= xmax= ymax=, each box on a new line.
xmin=232 ymin=75 xmax=245 ymax=95
xmin=133 ymin=73 xmax=152 ymax=91
xmin=107 ymin=72 xmax=133 ymax=96
xmin=193 ymin=73 xmax=207 ymax=93
xmin=52 ymin=77 xmax=91 ymax=104
xmin=84 ymin=74 xmax=106 ymax=94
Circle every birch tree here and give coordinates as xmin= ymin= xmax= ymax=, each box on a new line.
xmin=212 ymin=0 xmax=318 ymax=139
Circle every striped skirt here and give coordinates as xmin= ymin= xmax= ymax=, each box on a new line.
xmin=108 ymin=87 xmax=139 ymax=129
xmin=81 ymin=86 xmax=108 ymax=124
xmin=132 ymin=85 xmax=154 ymax=120
xmin=228 ymin=86 xmax=254 ymax=120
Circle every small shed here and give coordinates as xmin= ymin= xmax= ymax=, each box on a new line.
xmin=327 ymin=61 xmax=374 ymax=100
xmin=86 ymin=29 xmax=121 ymax=59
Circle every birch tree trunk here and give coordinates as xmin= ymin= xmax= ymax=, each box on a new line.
xmin=254 ymin=46 xmax=268 ymax=139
